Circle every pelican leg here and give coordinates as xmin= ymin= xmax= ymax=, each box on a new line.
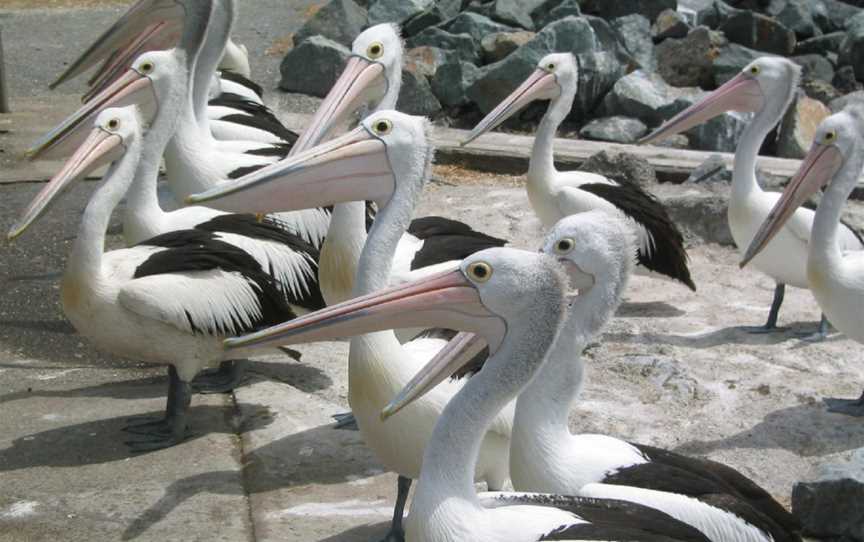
xmin=745 ymin=283 xmax=786 ymax=334
xmin=331 ymin=411 xmax=358 ymax=430
xmin=191 ymin=359 xmax=249 ymax=394
xmin=797 ymin=314 xmax=831 ymax=343
xmin=125 ymin=366 xmax=192 ymax=452
xmin=379 ymin=475 xmax=411 ymax=542
xmin=824 ymin=389 xmax=864 ymax=417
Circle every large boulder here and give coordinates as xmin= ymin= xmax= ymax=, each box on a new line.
xmin=579 ymin=116 xmax=648 ymax=144
xmin=580 ymin=0 xmax=677 ymax=22
xmin=792 ymin=450 xmax=864 ymax=542
xmin=719 ymin=10 xmax=796 ymax=55
xmin=292 ymin=0 xmax=367 ymax=48
xmin=602 ymin=70 xmax=700 ymax=125
xmin=713 ymin=43 xmax=770 ymax=86
xmin=279 ymin=36 xmax=350 ymax=97
xmin=432 ymin=61 xmax=483 ymax=107
xmin=480 ymin=31 xmax=537 ymax=63
xmin=767 ymin=0 xmax=820 ymax=39
xmin=791 ymin=54 xmax=834 ymax=83
xmin=840 ymin=11 xmax=864 ymax=82
xmin=794 ymin=32 xmax=846 ymax=55
xmin=656 ymin=26 xmax=727 ymax=88
xmin=368 ymin=0 xmax=432 ymax=25
xmin=443 ymin=12 xmax=515 ymax=43
xmin=777 ymin=93 xmax=831 ymax=158
xmin=397 ymin=69 xmax=443 ymax=117
xmin=578 ymin=150 xmax=659 ymax=188
xmin=820 ymin=0 xmax=862 ymax=33
xmin=407 ymin=28 xmax=480 ymax=64
xmin=611 ymin=14 xmax=656 ymax=71
xmin=534 ymin=0 xmax=583 ymax=28
xmin=653 ymin=9 xmax=692 ymax=40
xmin=469 ymin=0 xmax=536 ymax=30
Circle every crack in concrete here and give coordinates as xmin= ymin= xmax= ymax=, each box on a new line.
xmin=230 ymin=389 xmax=259 ymax=542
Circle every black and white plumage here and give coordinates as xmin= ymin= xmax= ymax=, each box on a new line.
xmin=463 ymin=51 xmax=696 ymax=291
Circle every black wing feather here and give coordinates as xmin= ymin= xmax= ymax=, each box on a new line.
xmin=218 ymin=69 xmax=263 ymax=100
xmin=579 ymin=183 xmax=696 ymax=291
xmin=135 ymin=230 xmax=295 ymax=335
xmin=210 ymin=92 xmax=298 ymax=145
xmin=407 ymin=216 xmax=508 ymax=270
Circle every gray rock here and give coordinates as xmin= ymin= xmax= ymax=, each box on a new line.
xmin=578 ymin=150 xmax=658 ymax=188
xmin=611 ymin=14 xmax=656 ymax=71
xmin=840 ymin=11 xmax=864 ymax=81
xmin=534 ymin=0 xmax=583 ymax=28
xmin=579 ymin=116 xmax=648 ymax=144
xmin=431 ymin=61 xmax=482 ymax=107
xmin=279 ymin=36 xmax=350 ymax=97
xmin=404 ymin=46 xmax=452 ymax=78
xmin=403 ymin=8 xmax=446 ymax=37
xmin=407 ymin=28 xmax=480 ymax=64
xmin=713 ymin=43 xmax=771 ymax=86
xmin=777 ymin=93 xmax=831 ymax=159
xmin=471 ymin=0 xmax=536 ymax=30
xmin=719 ymin=10 xmax=796 ymax=55
xmin=397 ymin=68 xmax=443 ymax=116
xmin=686 ymin=154 xmax=731 ymax=184
xmin=292 ymin=0 xmax=367 ymax=48
xmin=829 ymin=89 xmax=864 ymax=113
xmin=653 ymin=8 xmax=692 ymax=40
xmin=443 ymin=12 xmax=515 ymax=43
xmin=656 ymin=26 xmax=727 ymax=88
xmin=794 ymin=32 xmax=845 ymax=55
xmin=792 ymin=449 xmax=864 ymax=541
xmin=581 ymin=0 xmax=678 ymax=22
xmin=767 ymin=0 xmax=820 ymax=39
xmin=368 ymin=0 xmax=433 ymax=25
xmin=833 ymin=65 xmax=864 ymax=94
xmin=791 ymin=54 xmax=835 ymax=83
xmin=665 ymin=191 xmax=734 ymax=245
xmin=480 ymin=31 xmax=537 ymax=63
xmin=801 ymin=77 xmax=841 ymax=105
xmin=467 ymin=16 xmax=629 ymax=116
xmin=695 ymin=0 xmax=739 ymax=29
xmin=820 ymin=0 xmax=862 ymax=33
xmin=602 ymin=70 xmax=700 ymax=125
xmin=686 ymin=108 xmax=751 ymax=152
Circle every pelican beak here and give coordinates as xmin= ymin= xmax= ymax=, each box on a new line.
xmin=224 ymin=268 xmax=506 ymax=357
xmin=84 ymin=20 xmax=179 ymax=103
xmin=381 ymin=331 xmax=488 ymax=421
xmin=462 ymin=68 xmax=559 ymax=146
xmin=186 ymin=125 xmax=394 ymax=212
xmin=640 ymin=72 xmax=764 ymax=145
xmin=740 ymin=143 xmax=843 ymax=268
xmin=28 ymin=69 xmax=156 ymax=161
xmin=8 ymin=128 xmax=125 ymax=240
xmin=50 ymin=0 xmax=183 ymax=89
xmin=290 ymin=56 xmax=386 ymax=155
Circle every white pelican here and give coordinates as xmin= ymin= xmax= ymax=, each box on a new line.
xmin=188 ymin=111 xmax=514 ymax=542
xmin=742 ymin=106 xmax=864 ymax=416
xmin=485 ymin=212 xmax=797 ymax=542
xmin=464 ymin=52 xmax=696 ymax=291
xmin=641 ymin=57 xmax=864 ymax=337
xmin=7 ymin=104 xmax=298 ymax=452
xmin=220 ymin=248 xmax=713 ymax=542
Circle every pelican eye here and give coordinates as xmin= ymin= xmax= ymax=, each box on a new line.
xmin=367 ymin=41 xmax=384 ymax=59
xmin=467 ymin=262 xmax=493 ymax=283
xmin=824 ymin=130 xmax=837 ymax=143
xmin=554 ymin=237 xmax=575 ymax=255
xmin=372 ymin=119 xmax=392 ymax=135
xmin=546 ymin=62 xmax=556 ymax=71
xmin=749 ymin=65 xmax=760 ymax=75
xmin=139 ymin=61 xmax=155 ymax=74
xmin=107 ymin=118 xmax=120 ymax=130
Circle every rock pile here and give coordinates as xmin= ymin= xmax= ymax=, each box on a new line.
xmin=280 ymin=0 xmax=864 ymax=158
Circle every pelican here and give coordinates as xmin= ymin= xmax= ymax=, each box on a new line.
xmin=463 ymin=53 xmax=696 ymax=291
xmin=188 ymin=111 xmax=514 ymax=542
xmin=7 ymin=103 xmax=300 ymax=451
xmin=641 ymin=57 xmax=864 ymax=337
xmin=219 ymin=247 xmax=712 ymax=542
xmin=742 ymin=106 xmax=864 ymax=415
xmin=433 ymin=213 xmax=800 ymax=542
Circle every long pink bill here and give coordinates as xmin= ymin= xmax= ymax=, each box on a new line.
xmin=50 ymin=0 xmax=183 ymax=89
xmin=224 ymin=269 xmax=505 ymax=358
xmin=381 ymin=331 xmax=488 ymax=421
xmin=186 ymin=126 xmax=394 ymax=213
xmin=462 ymin=68 xmax=559 ymax=146
xmin=740 ymin=143 xmax=843 ymax=268
xmin=640 ymin=72 xmax=765 ymax=145
xmin=28 ymin=70 xmax=155 ymax=162
xmin=8 ymin=128 xmax=125 ymax=240
xmin=290 ymin=56 xmax=386 ymax=156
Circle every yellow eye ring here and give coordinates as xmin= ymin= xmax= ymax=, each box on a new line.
xmin=554 ymin=237 xmax=575 ymax=255
xmin=749 ymin=65 xmax=760 ymax=75
xmin=139 ymin=61 xmax=155 ymax=74
xmin=367 ymin=41 xmax=384 ymax=59
xmin=107 ymin=118 xmax=120 ymax=130
xmin=467 ymin=261 xmax=493 ymax=283
xmin=824 ymin=130 xmax=837 ymax=143
xmin=372 ymin=118 xmax=392 ymax=135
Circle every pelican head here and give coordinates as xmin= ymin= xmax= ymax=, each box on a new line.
xmin=462 ymin=52 xmax=572 ymax=146
xmin=542 ymin=211 xmax=637 ymax=293
xmin=187 ymin=110 xmax=432 ymax=214
xmin=29 ymin=50 xmax=182 ymax=162
xmin=290 ymin=23 xmax=404 ymax=155
xmin=640 ymin=56 xmax=800 ymax=145
xmin=9 ymin=106 xmax=142 ymax=240
xmin=741 ymin=106 xmax=864 ymax=267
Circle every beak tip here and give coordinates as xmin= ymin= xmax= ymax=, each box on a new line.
xmin=379 ymin=408 xmax=394 ymax=422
